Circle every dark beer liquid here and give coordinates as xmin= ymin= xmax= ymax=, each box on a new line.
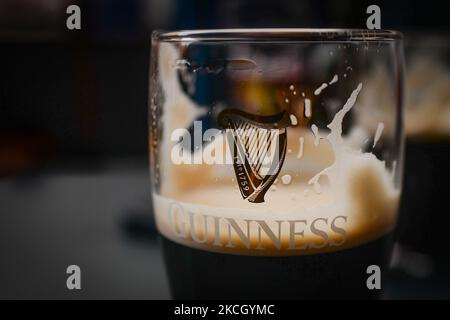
xmin=398 ymin=139 xmax=450 ymax=256
xmin=160 ymin=233 xmax=393 ymax=300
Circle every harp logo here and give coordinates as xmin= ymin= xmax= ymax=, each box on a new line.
xmin=218 ymin=109 xmax=290 ymax=203
xmin=169 ymin=109 xmax=290 ymax=204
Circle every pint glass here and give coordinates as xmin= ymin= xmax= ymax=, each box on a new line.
xmin=397 ymin=35 xmax=450 ymax=271
xmin=149 ymin=29 xmax=405 ymax=299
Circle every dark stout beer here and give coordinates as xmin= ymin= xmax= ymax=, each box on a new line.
xmin=161 ymin=233 xmax=393 ymax=299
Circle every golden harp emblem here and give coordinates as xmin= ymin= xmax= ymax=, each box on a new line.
xmin=218 ymin=109 xmax=290 ymax=203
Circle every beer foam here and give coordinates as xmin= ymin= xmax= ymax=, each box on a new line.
xmin=151 ymin=44 xmax=400 ymax=256
xmin=153 ymin=146 xmax=399 ymax=256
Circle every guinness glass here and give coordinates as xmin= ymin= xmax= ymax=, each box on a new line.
xmin=397 ymin=36 xmax=450 ymax=271
xmin=149 ymin=29 xmax=405 ymax=299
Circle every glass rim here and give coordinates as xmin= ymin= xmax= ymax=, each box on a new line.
xmin=153 ymin=28 xmax=403 ymax=43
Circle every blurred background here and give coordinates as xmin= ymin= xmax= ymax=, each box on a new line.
xmin=0 ymin=0 xmax=449 ymax=299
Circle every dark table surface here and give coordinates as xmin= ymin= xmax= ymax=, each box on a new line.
xmin=0 ymin=156 xmax=169 ymax=299
xmin=0 ymin=156 xmax=448 ymax=299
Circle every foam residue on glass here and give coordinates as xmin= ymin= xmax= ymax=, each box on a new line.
xmin=314 ymin=74 xmax=339 ymax=95
xmin=373 ymin=122 xmax=384 ymax=148
xmin=310 ymin=124 xmax=321 ymax=146
xmin=281 ymin=174 xmax=292 ymax=185
xmin=153 ymin=43 xmax=400 ymax=256
xmin=297 ymin=137 xmax=305 ymax=159
xmin=290 ymin=114 xmax=298 ymax=126
xmin=304 ymin=99 xmax=312 ymax=118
